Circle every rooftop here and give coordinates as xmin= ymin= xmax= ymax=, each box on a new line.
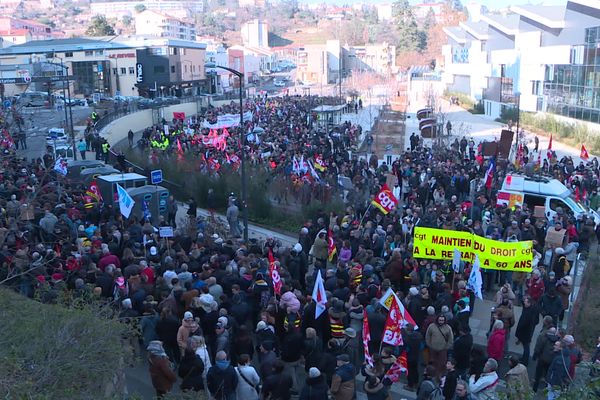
xmin=480 ymin=13 xmax=520 ymax=36
xmin=0 ymin=38 xmax=130 ymax=55
xmin=459 ymin=20 xmax=489 ymax=40
xmin=443 ymin=26 xmax=468 ymax=44
xmin=510 ymin=5 xmax=566 ymax=29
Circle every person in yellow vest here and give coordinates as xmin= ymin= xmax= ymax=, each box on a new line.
xmin=329 ymin=299 xmax=346 ymax=343
xmin=101 ymin=140 xmax=110 ymax=162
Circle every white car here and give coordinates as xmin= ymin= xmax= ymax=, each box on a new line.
xmin=46 ymin=128 xmax=69 ymax=146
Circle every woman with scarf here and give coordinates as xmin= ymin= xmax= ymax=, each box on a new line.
xmin=147 ymin=340 xmax=177 ymax=398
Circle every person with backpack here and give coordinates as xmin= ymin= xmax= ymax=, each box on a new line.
xmin=532 ymin=327 xmax=560 ymax=392
xmin=417 ymin=365 xmax=443 ymax=400
xmin=468 ymin=358 xmax=499 ymax=400
xmin=207 ymin=351 xmax=238 ymax=400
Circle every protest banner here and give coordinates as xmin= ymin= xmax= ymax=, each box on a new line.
xmin=413 ymin=227 xmax=533 ymax=272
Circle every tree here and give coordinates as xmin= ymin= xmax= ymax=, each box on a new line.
xmin=134 ymin=3 xmax=146 ymax=13
xmin=122 ymin=15 xmax=132 ymax=26
xmin=0 ymin=288 xmax=129 ymax=399
xmin=85 ymin=15 xmax=116 ymax=36
xmin=392 ymin=0 xmax=422 ymax=52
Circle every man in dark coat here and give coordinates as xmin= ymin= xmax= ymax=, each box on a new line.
xmin=402 ymin=323 xmax=423 ymax=391
xmin=515 ymin=296 xmax=539 ymax=365
xmin=452 ymin=324 xmax=473 ymax=379
xmin=262 ymin=360 xmax=294 ymax=400
xmin=206 ymin=351 xmax=238 ymax=400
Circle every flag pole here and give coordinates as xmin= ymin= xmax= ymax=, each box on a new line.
xmin=359 ymin=203 xmax=373 ymax=228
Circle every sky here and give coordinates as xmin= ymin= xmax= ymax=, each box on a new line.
xmin=298 ymin=0 xmax=568 ymax=10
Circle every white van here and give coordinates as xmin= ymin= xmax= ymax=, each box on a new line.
xmin=19 ymin=91 xmax=49 ymax=107
xmin=497 ymin=174 xmax=600 ymax=225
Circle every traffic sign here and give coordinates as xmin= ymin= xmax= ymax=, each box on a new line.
xmin=2 ymin=100 xmax=11 ymax=109
xmin=151 ymin=169 xmax=163 ymax=185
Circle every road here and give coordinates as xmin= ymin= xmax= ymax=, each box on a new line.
xmin=10 ymin=103 xmax=94 ymax=160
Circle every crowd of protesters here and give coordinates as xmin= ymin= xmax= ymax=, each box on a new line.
xmin=2 ymin=92 xmax=600 ymax=400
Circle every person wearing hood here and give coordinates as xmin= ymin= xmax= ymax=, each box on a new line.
xmin=299 ymin=367 xmax=329 ymax=400
xmin=539 ymin=287 xmax=563 ymax=326
xmin=177 ymin=311 xmax=200 ymax=356
xmin=179 ymin=346 xmax=205 ymax=392
xmin=468 ymin=358 xmax=499 ymax=400
xmin=546 ymin=339 xmax=571 ymax=397
xmin=207 ymin=350 xmax=238 ymax=400
xmin=363 ymin=375 xmax=389 ymax=400
xmin=504 ymin=355 xmax=530 ymax=400
xmin=533 ymin=327 xmax=560 ymax=392
xmin=330 ymin=354 xmax=355 ymax=400
xmin=262 ymin=360 xmax=294 ymax=400
xmin=147 ymin=340 xmax=177 ymax=398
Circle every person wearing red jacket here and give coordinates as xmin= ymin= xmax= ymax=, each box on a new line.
xmin=487 ymin=320 xmax=506 ymax=362
xmin=525 ymin=269 xmax=545 ymax=304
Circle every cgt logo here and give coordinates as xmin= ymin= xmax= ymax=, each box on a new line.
xmin=415 ymin=233 xmax=426 ymax=241
xmin=136 ymin=63 xmax=143 ymax=83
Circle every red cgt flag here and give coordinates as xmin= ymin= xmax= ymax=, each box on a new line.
xmin=384 ymin=351 xmax=408 ymax=383
xmin=382 ymin=295 xmax=404 ymax=346
xmin=173 ymin=112 xmax=186 ymax=121
xmin=581 ymin=144 xmax=590 ymax=161
xmin=362 ymin=309 xmax=374 ymax=366
xmin=327 ymin=229 xmax=337 ymax=262
xmin=371 ymin=184 xmax=398 ymax=215
xmin=268 ymin=249 xmax=282 ymax=295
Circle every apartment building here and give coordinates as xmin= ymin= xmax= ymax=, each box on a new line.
xmin=344 ymin=42 xmax=396 ymax=76
xmin=241 ymin=19 xmax=269 ymax=49
xmin=90 ymin=0 xmax=203 ymax=19
xmin=296 ymin=40 xmax=342 ymax=86
xmin=0 ymin=36 xmax=206 ymax=97
xmin=135 ymin=9 xmax=196 ymax=41
xmin=442 ymin=0 xmax=600 ymax=124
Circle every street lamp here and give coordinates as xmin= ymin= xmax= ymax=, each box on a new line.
xmin=205 ymin=62 xmax=248 ymax=243
xmin=514 ymin=91 xmax=521 ymax=160
xmin=46 ymin=58 xmax=77 ymax=160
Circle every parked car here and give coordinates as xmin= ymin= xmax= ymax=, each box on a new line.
xmin=137 ymin=98 xmax=155 ymax=109
xmin=46 ymin=128 xmax=69 ymax=146
xmin=273 ymin=80 xmax=286 ymax=87
xmin=19 ymin=92 xmax=48 ymax=107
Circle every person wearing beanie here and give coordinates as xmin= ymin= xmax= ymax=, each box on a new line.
xmin=331 ymin=354 xmax=355 ymax=400
xmin=299 ymin=367 xmax=329 ymax=400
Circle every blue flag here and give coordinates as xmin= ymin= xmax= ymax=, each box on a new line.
xmin=116 ymin=183 xmax=135 ymax=219
xmin=142 ymin=201 xmax=151 ymax=221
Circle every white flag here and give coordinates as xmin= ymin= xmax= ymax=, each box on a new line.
xmin=116 ymin=183 xmax=135 ymax=219
xmin=53 ymin=157 xmax=67 ymax=176
xmin=468 ymin=254 xmax=484 ymax=300
xmin=312 ymin=270 xmax=327 ymax=319
xmin=452 ymin=248 xmax=461 ymax=273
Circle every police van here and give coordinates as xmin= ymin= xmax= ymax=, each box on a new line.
xmin=497 ymin=174 xmax=600 ymax=225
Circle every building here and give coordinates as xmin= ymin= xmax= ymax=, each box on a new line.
xmin=0 ymin=37 xmax=207 ymax=98
xmin=241 ymin=19 xmax=269 ymax=49
xmin=441 ymin=0 xmax=600 ymax=125
xmin=344 ymin=42 xmax=396 ymax=76
xmin=90 ymin=0 xmax=203 ymax=19
xmin=134 ymin=9 xmax=196 ymax=41
xmin=413 ymin=2 xmax=445 ymax=21
xmin=238 ymin=0 xmax=266 ymax=7
xmin=296 ymin=40 xmax=342 ymax=86
xmin=0 ymin=17 xmax=55 ymax=46
xmin=375 ymin=4 xmax=393 ymax=22
xmin=205 ymin=41 xmax=230 ymax=94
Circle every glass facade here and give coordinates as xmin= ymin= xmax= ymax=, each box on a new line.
xmin=71 ymin=61 xmax=111 ymax=96
xmin=543 ymin=26 xmax=600 ymax=124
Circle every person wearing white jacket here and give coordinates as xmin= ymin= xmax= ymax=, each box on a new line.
xmin=236 ymin=354 xmax=261 ymax=400
xmin=469 ymin=358 xmax=499 ymax=400
xmin=191 ymin=335 xmax=212 ymax=387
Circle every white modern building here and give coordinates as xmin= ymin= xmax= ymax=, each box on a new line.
xmin=135 ymin=9 xmax=196 ymax=41
xmin=241 ymin=19 xmax=269 ymax=49
xmin=441 ymin=0 xmax=600 ymax=124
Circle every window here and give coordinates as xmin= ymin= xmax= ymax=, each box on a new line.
xmin=85 ymin=50 xmax=93 ymax=56
xmin=129 ymin=67 xmax=135 ymax=74
xmin=549 ymin=198 xmax=568 ymax=212
xmin=184 ymin=65 xmax=188 ymax=73
xmin=531 ymin=80 xmax=541 ymax=96
xmin=65 ymin=52 xmax=73 ymax=58
xmin=112 ymin=68 xmax=118 ymax=76
xmin=524 ymin=194 xmax=545 ymax=210
xmin=95 ymin=50 xmax=103 ymax=56
xmin=149 ymin=48 xmax=166 ymax=55
xmin=153 ymin=66 xmax=165 ymax=73
xmin=169 ymin=47 xmax=178 ymax=55
xmin=120 ymin=67 xmax=126 ymax=75
xmin=170 ymin=65 xmax=175 ymax=73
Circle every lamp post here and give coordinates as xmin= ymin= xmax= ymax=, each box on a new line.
xmin=515 ymin=91 xmax=521 ymax=159
xmin=205 ymin=62 xmax=248 ymax=243
xmin=47 ymin=58 xmax=77 ymax=160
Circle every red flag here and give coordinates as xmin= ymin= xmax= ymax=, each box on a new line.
xmin=371 ymin=184 xmax=398 ymax=215
xmin=396 ymin=294 xmax=418 ymax=329
xmin=327 ymin=229 xmax=337 ymax=262
xmin=382 ymin=295 xmax=404 ymax=346
xmin=547 ymin=134 xmax=553 ymax=160
xmin=86 ymin=180 xmax=103 ymax=202
xmin=177 ymin=138 xmax=183 ymax=154
xmin=362 ymin=310 xmax=374 ymax=366
xmin=173 ymin=112 xmax=185 ymax=121
xmin=268 ymin=249 xmax=282 ymax=295
xmin=581 ymin=144 xmax=590 ymax=161
xmin=384 ymin=351 xmax=408 ymax=383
